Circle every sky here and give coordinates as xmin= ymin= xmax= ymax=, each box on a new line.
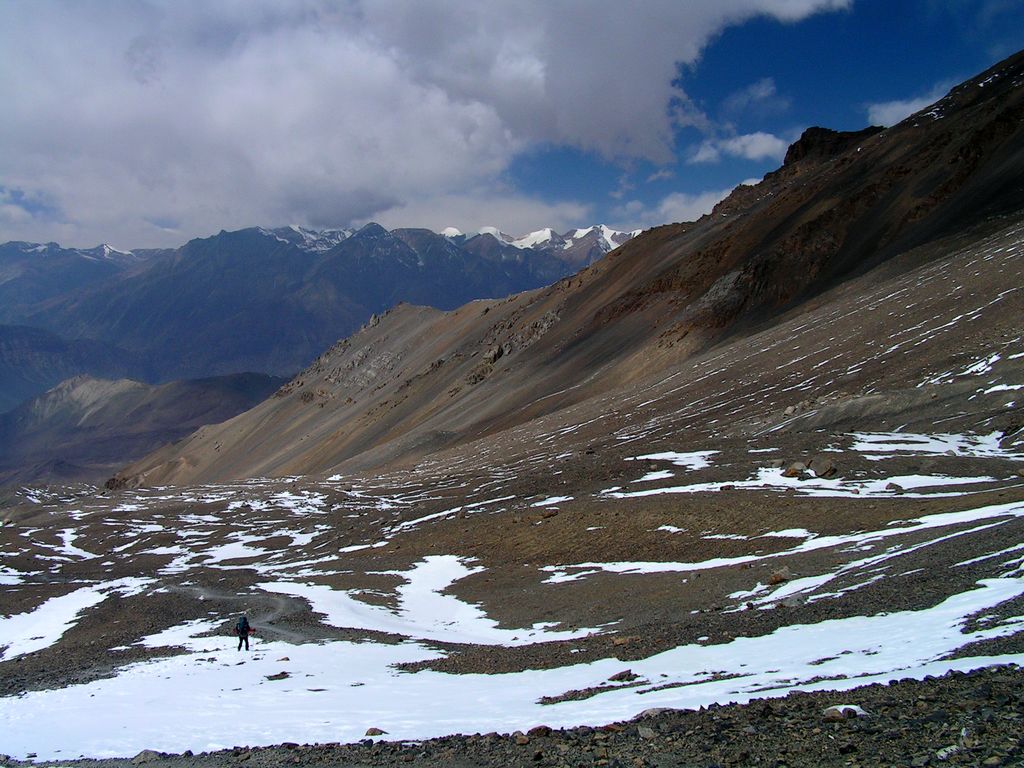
xmin=0 ymin=0 xmax=1022 ymax=249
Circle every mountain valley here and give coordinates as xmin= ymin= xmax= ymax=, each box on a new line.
xmin=1 ymin=50 xmax=1024 ymax=768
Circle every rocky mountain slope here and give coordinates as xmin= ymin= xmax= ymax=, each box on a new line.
xmin=0 ymin=372 xmax=285 ymax=485
xmin=113 ymin=50 xmax=1024 ymax=487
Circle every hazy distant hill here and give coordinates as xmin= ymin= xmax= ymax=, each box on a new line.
xmin=0 ymin=324 xmax=149 ymax=414
xmin=0 ymin=372 xmax=285 ymax=485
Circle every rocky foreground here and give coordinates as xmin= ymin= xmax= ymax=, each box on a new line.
xmin=5 ymin=665 xmax=1022 ymax=768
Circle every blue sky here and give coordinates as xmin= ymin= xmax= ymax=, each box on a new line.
xmin=509 ymin=0 xmax=1024 ymax=231
xmin=0 ymin=0 xmax=1021 ymax=248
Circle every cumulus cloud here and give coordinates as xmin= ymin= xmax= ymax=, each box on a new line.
xmin=371 ymin=192 xmax=591 ymax=238
xmin=690 ymin=132 xmax=789 ymax=164
xmin=0 ymin=0 xmax=850 ymax=247
xmin=866 ymin=82 xmax=952 ymax=126
xmin=613 ymin=185 xmax=741 ymax=229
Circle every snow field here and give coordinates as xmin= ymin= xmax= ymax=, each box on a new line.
xmin=260 ymin=556 xmax=602 ymax=646
xmin=2 ymin=573 xmax=1023 ymax=760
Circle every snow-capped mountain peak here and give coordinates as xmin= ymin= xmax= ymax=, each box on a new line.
xmin=79 ymin=244 xmax=136 ymax=262
xmin=477 ymin=226 xmax=509 ymax=242
xmin=264 ymin=225 xmax=355 ymax=253
xmin=511 ymin=228 xmax=559 ymax=249
xmin=466 ymin=224 xmax=638 ymax=254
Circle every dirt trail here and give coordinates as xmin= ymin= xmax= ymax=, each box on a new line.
xmin=169 ymin=585 xmax=313 ymax=644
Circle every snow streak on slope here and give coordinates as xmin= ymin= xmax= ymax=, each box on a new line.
xmin=261 ymin=556 xmax=602 ymax=646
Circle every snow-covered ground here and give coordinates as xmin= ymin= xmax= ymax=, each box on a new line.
xmin=2 ymin=429 xmax=1023 ymax=760
xmin=1 ymin=559 xmax=1022 ymax=759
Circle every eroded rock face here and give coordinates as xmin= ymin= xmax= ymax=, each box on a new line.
xmin=783 ymin=126 xmax=884 ymax=166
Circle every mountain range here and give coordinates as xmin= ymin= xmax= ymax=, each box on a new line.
xmin=0 ymin=223 xmax=637 ymax=404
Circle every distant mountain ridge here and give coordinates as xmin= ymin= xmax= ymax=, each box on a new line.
xmin=253 ymin=222 xmax=638 ymax=258
xmin=1 ymin=222 xmax=637 ymax=386
xmin=0 ymin=324 xmax=149 ymax=413
xmin=0 ymin=240 xmax=154 ymax=324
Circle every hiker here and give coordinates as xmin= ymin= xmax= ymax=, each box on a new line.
xmin=235 ymin=614 xmax=252 ymax=651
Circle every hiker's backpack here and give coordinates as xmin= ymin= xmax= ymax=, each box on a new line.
xmin=236 ymin=616 xmax=250 ymax=636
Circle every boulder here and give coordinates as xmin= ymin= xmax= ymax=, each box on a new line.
xmin=822 ymin=704 xmax=869 ymax=721
xmin=636 ymin=708 xmax=672 ymax=719
xmin=809 ymin=455 xmax=837 ymax=478
xmin=609 ymin=669 xmax=640 ymax=682
xmin=612 ymin=635 xmax=640 ymax=647
xmin=936 ymin=744 xmax=963 ymax=761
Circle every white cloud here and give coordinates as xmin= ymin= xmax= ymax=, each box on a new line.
xmin=0 ymin=0 xmax=851 ymax=248
xmin=721 ymin=132 xmax=790 ymax=161
xmin=0 ymin=194 xmax=31 ymax=227
xmin=866 ymin=82 xmax=952 ymax=127
xmin=691 ymin=142 xmax=723 ymax=164
xmin=690 ymin=132 xmax=789 ymax=164
xmin=614 ymin=185 xmax=740 ymax=229
xmin=370 ymin=192 xmax=591 ymax=239
xmin=646 ymin=169 xmax=676 ymax=183
xmin=722 ymin=77 xmax=790 ymax=115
